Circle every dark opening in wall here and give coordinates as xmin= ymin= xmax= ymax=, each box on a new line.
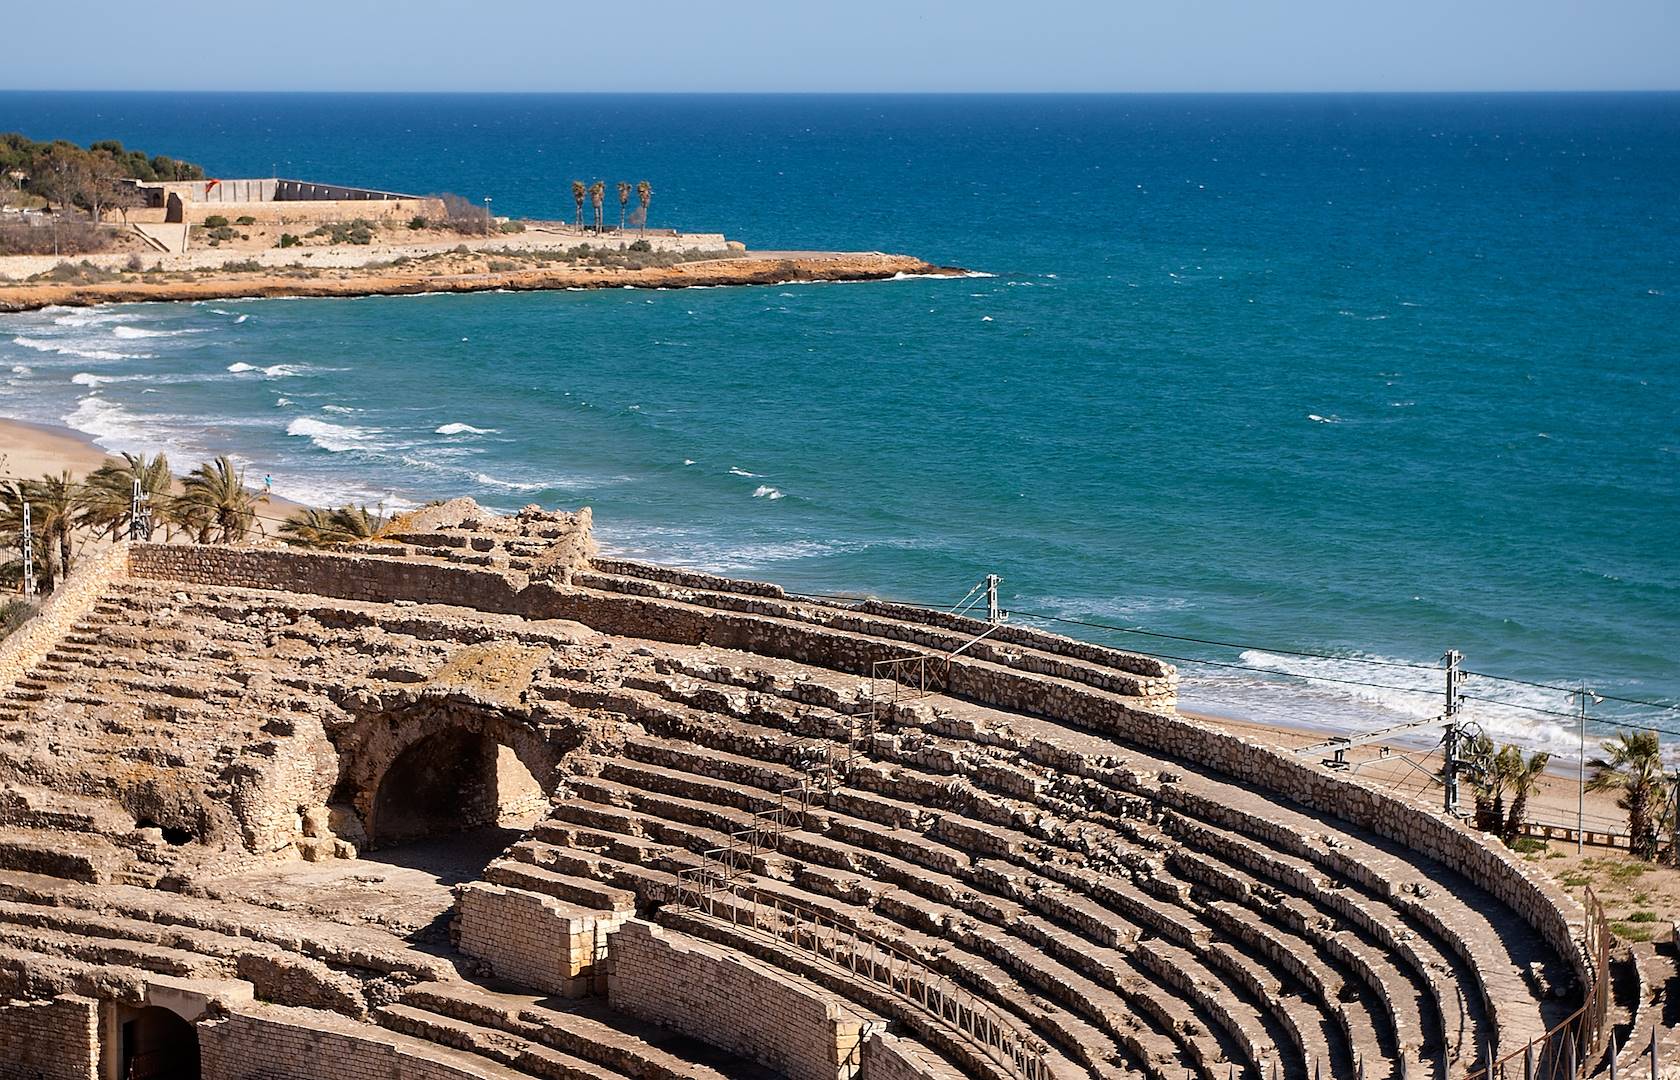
xmin=121 ymin=1005 xmax=200 ymax=1080
xmin=137 ymin=819 xmax=196 ymax=846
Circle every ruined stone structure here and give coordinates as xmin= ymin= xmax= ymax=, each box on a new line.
xmin=0 ymin=500 xmax=1649 ymax=1080
xmin=131 ymin=177 xmax=446 ymax=225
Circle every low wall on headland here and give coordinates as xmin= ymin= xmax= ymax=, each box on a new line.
xmin=167 ymin=195 xmax=445 ymax=226
xmin=122 ymin=541 xmax=1588 ymax=991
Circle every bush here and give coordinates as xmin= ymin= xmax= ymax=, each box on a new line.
xmin=307 ymin=219 xmax=375 ymax=246
xmin=278 ymin=233 xmax=301 ymax=249
xmin=408 ymin=216 xmax=428 ymax=230
xmin=1510 ymin=837 xmax=1547 ymax=855
xmin=125 ymin=253 xmax=145 ymax=272
xmin=203 ymin=214 xmax=229 ymax=228
xmin=487 ymin=259 xmax=519 ymax=272
xmin=235 ymin=215 xmax=255 ymax=225
xmin=221 ymin=259 xmax=262 ymax=273
xmin=498 ymin=220 xmax=525 ymax=234
xmin=627 ymin=238 xmax=652 ymax=253
xmin=27 ymin=260 xmax=121 ymax=284
xmin=206 ymin=225 xmax=236 ymax=241
xmin=0 ymin=219 xmax=117 ymax=256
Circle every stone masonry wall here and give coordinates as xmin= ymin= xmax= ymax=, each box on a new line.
xmin=862 ymin=1031 xmax=966 ymax=1080
xmin=0 ymin=542 xmax=127 ymax=692
xmin=123 ymin=543 xmax=1588 ymax=987
xmin=609 ymin=919 xmax=864 ymax=1080
xmin=0 ymin=995 xmax=99 ymax=1080
xmin=200 ymin=1006 xmax=501 ymax=1080
xmin=455 ymin=882 xmax=622 ymax=997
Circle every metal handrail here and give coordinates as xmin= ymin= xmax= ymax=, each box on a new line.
xmin=1462 ymin=885 xmax=1611 ymax=1080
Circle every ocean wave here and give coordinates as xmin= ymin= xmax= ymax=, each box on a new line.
xmin=472 ymin=472 xmax=547 ymax=491
xmin=752 ymin=485 xmax=784 ymax=500
xmin=228 ymin=362 xmax=305 ymax=377
xmin=52 ymin=310 xmax=138 ymax=328
xmin=1307 ymin=414 xmax=1341 ymax=424
xmin=227 ymin=363 xmax=257 ymax=373
xmin=10 ymin=365 xmax=31 ymax=375
xmin=728 ymin=467 xmax=760 ymax=478
xmin=11 ymin=336 xmax=142 ymax=362
xmin=62 ymin=396 xmax=169 ymax=455
xmin=286 ymin=417 xmax=378 ymax=453
xmin=70 ymin=372 xmax=110 ymax=387
xmin=321 ymin=405 xmax=359 ymax=415
xmin=437 ymin=422 xmax=495 ymax=436
xmin=111 ymin=325 xmax=208 ymax=339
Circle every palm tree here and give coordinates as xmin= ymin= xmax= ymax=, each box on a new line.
xmin=0 ymin=474 xmax=82 ymax=587
xmin=1462 ymin=734 xmax=1506 ymax=834
xmin=617 ymin=182 xmax=631 ymax=231
xmin=636 ymin=180 xmax=652 ymax=235
xmin=80 ymin=452 xmax=172 ymax=540
xmin=1502 ymin=747 xmax=1552 ymax=844
xmin=1588 ymin=730 xmax=1665 ymax=860
xmin=589 ymin=181 xmax=605 ymax=232
xmin=279 ymin=504 xmax=392 ymax=548
xmin=571 ymin=181 xmax=586 ymax=228
xmin=172 ymin=456 xmax=265 ymax=544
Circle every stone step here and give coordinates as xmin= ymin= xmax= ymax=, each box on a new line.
xmin=375 ymin=1002 xmax=625 ymax=1080
xmin=0 ymin=827 xmax=122 ymax=884
xmin=483 ymin=858 xmax=637 ymax=915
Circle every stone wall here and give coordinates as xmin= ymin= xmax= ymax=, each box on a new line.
xmin=608 ymin=919 xmax=865 ymax=1080
xmin=862 ymin=1031 xmax=966 ymax=1080
xmin=0 ymin=995 xmax=99 ymax=1080
xmin=171 ymin=197 xmax=445 ymax=226
xmin=199 ymin=1005 xmax=500 ymax=1080
xmin=455 ymin=883 xmax=622 ymax=997
xmin=123 ymin=542 xmax=1588 ymax=988
xmin=0 ymin=542 xmax=127 ymax=692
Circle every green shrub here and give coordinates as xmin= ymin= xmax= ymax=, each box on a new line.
xmin=235 ymin=215 xmax=255 ymax=225
xmin=203 ymin=214 xmax=230 ymax=228
xmin=487 ymin=259 xmax=519 ymax=272
xmin=207 ymin=225 xmax=236 ymax=241
xmin=1510 ymin=837 xmax=1547 ymax=855
xmin=498 ymin=220 xmax=525 ymax=234
xmin=627 ymin=238 xmax=652 ymax=253
xmin=1627 ymin=911 xmax=1659 ymax=923
xmin=408 ymin=216 xmax=428 ymax=230
xmin=277 ymin=233 xmax=301 ymax=249
xmin=221 ymin=259 xmax=262 ymax=273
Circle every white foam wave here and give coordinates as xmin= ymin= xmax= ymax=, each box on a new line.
xmin=321 ymin=405 xmax=359 ymax=415
xmin=62 ymin=396 xmax=169 ymax=455
xmin=262 ymin=364 xmax=302 ymax=378
xmin=1307 ymin=414 xmax=1341 ymax=424
xmin=728 ymin=467 xmax=760 ymax=478
xmin=437 ymin=422 xmax=495 ymax=436
xmin=52 ymin=310 xmax=138 ymax=328
xmin=472 ymin=472 xmax=546 ymax=491
xmin=70 ymin=372 xmax=109 ymax=387
xmin=286 ymin=417 xmax=376 ymax=453
xmin=111 ymin=325 xmax=208 ymax=339
xmin=10 ymin=365 xmax=31 ymax=375
xmin=226 ymin=363 xmax=257 ymax=373
xmin=12 ymin=336 xmax=139 ymax=362
xmin=752 ymin=485 xmax=784 ymax=500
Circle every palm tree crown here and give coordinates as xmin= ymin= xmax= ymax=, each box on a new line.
xmin=173 ymin=456 xmax=265 ymax=544
xmin=1588 ymin=730 xmax=1665 ymax=860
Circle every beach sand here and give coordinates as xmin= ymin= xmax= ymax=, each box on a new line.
xmin=3 ymin=412 xmax=1673 ymax=931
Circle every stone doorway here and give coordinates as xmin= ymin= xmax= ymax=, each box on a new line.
xmin=119 ymin=1006 xmax=200 ymax=1080
xmin=368 ymin=726 xmax=548 ymax=848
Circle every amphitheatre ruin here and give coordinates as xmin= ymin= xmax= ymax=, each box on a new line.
xmin=0 ymin=500 xmax=1642 ymax=1080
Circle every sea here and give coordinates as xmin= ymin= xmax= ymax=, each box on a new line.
xmin=1 ymin=92 xmax=1676 ymax=759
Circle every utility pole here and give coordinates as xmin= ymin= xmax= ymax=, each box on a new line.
xmin=129 ymin=478 xmax=151 ymax=542
xmin=1442 ymin=649 xmax=1465 ymax=817
xmin=986 ymin=574 xmax=1002 ymax=626
xmin=19 ymin=501 xmax=33 ymax=599
xmin=1572 ymin=686 xmax=1601 ymax=855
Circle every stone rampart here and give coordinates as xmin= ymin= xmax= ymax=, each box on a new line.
xmin=0 ymin=995 xmax=98 ymax=1080
xmin=0 ymin=542 xmax=127 ymax=692
xmin=173 ymin=197 xmax=445 ymax=226
xmin=122 ymin=542 xmax=1589 ymax=991
xmin=862 ymin=1031 xmax=966 ymax=1080
xmin=608 ymin=919 xmax=865 ymax=1080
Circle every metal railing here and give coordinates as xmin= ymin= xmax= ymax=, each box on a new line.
xmin=671 ymin=869 xmax=1051 ymax=1080
xmin=1463 ymin=885 xmax=1611 ymax=1080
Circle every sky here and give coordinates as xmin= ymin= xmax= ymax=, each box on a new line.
xmin=4 ymin=0 xmax=1677 ymax=94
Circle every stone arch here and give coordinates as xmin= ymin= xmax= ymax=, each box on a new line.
xmin=120 ymin=1005 xmax=200 ymax=1080
xmin=329 ymin=694 xmax=570 ymax=850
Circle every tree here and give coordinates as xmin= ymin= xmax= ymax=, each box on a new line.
xmin=279 ymin=505 xmax=392 ymax=548
xmin=80 ymin=453 xmax=172 ymax=539
xmin=636 ymin=180 xmax=652 ymax=235
xmin=1588 ymin=730 xmax=1665 ymax=861
xmin=1502 ymin=748 xmax=1552 ymax=844
xmin=1463 ymin=734 xmax=1507 ymax=834
xmin=571 ymin=181 xmax=586 ymax=228
xmin=617 ymin=181 xmax=631 ymax=231
xmin=172 ymin=456 xmax=265 ymax=544
xmin=589 ymin=181 xmax=605 ymax=232
xmin=0 ymin=473 xmax=82 ymax=586
xmin=101 ymin=174 xmax=145 ymax=226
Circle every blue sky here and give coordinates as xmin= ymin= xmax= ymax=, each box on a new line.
xmin=6 ymin=0 xmax=1676 ymax=93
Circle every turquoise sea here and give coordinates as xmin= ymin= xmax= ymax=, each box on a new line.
xmin=1 ymin=92 xmax=1676 ymax=754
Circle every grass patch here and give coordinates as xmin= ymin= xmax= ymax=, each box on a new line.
xmin=1626 ymin=911 xmax=1659 ymax=923
xmin=1561 ymin=874 xmax=1591 ymax=888
xmin=1511 ymin=837 xmax=1548 ymax=855
xmin=1609 ymin=862 xmax=1651 ymax=882
xmin=1611 ymin=922 xmax=1657 ymax=942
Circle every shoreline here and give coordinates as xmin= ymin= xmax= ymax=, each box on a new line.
xmin=0 ymin=412 xmax=1641 ymax=834
xmin=0 ymin=251 xmax=962 ymax=314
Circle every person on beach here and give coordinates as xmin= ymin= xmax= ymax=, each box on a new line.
xmin=263 ymin=474 xmax=273 ymax=494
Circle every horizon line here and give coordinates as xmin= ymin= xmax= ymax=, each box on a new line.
xmin=4 ymin=87 xmax=1680 ymax=97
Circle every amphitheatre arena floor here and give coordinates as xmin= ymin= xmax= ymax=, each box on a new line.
xmin=0 ymin=499 xmax=1667 ymax=1080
